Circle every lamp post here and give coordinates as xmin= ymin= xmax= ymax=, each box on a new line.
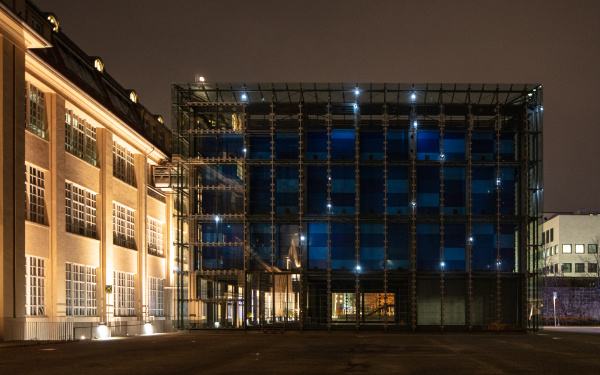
xmin=553 ymin=292 xmax=558 ymax=327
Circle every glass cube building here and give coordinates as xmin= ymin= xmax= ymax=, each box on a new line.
xmin=171 ymin=83 xmax=543 ymax=331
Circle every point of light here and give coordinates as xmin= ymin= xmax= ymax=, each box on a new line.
xmin=411 ymin=93 xmax=416 ymax=101
xmin=469 ymin=237 xmax=473 ymax=242
xmin=355 ymin=88 xmax=359 ymax=95
xmin=144 ymin=322 xmax=153 ymax=335
xmin=327 ymin=203 xmax=332 ymax=209
xmin=440 ymin=154 xmax=445 ymax=159
xmin=300 ymin=235 xmax=305 ymax=242
xmin=541 ymin=106 xmax=544 ymax=111
xmin=215 ymin=216 xmax=220 ymax=223
xmin=413 ymin=121 xmax=417 ymax=127
xmin=214 ymin=322 xmax=220 ymax=328
xmin=241 ymin=93 xmax=247 ymax=100
xmin=328 ymin=177 xmax=331 ymax=180
xmin=411 ymin=201 xmax=416 ymax=207
xmin=356 ymin=265 xmax=361 ymax=271
xmin=243 ymin=148 xmax=247 ymax=153
xmin=440 ymin=262 xmax=445 ymax=268
xmin=81 ymin=336 xmax=85 ymax=340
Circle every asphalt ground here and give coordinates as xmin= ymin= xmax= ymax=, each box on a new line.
xmin=1 ymin=327 xmax=599 ymax=374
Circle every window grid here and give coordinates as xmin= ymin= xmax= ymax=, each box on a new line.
xmin=114 ymin=271 xmax=135 ymax=316
xmin=66 ymin=263 xmax=97 ymax=316
xmin=25 ymin=164 xmax=45 ymax=224
xmin=26 ymin=83 xmax=46 ymax=138
xmin=113 ymin=202 xmax=136 ymax=249
xmin=113 ymin=141 xmax=136 ymax=186
xmin=148 ymin=277 xmax=164 ymax=317
xmin=65 ymin=182 xmax=97 ymax=238
xmin=65 ymin=110 xmax=98 ymax=166
xmin=147 ymin=217 xmax=164 ymax=257
xmin=26 ymin=256 xmax=45 ymax=316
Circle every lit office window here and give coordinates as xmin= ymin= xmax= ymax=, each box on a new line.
xmin=25 ymin=164 xmax=45 ymax=224
xmin=114 ymin=271 xmax=135 ymax=316
xmin=26 ymin=256 xmax=45 ymax=316
xmin=65 ymin=110 xmax=97 ymax=166
xmin=65 ymin=182 xmax=97 ymax=238
xmin=26 ymin=83 xmax=46 ymax=139
xmin=66 ymin=263 xmax=97 ymax=316
xmin=147 ymin=217 xmax=164 ymax=257
xmin=562 ymin=244 xmax=572 ymax=254
xmin=148 ymin=277 xmax=164 ymax=317
xmin=113 ymin=141 xmax=136 ymax=186
xmin=575 ymin=244 xmax=585 ymax=254
xmin=113 ymin=202 xmax=136 ymax=249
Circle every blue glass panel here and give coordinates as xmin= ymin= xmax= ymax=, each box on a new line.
xmin=275 ymin=133 xmax=299 ymax=159
xmin=496 ymin=132 xmax=516 ymax=161
xmin=387 ymin=166 xmax=409 ymax=215
xmin=201 ymin=245 xmax=243 ymax=270
xmin=331 ymin=223 xmax=355 ymax=269
xmin=387 ymin=130 xmax=409 ymax=160
xmin=249 ymin=135 xmax=270 ymax=159
xmin=275 ymin=166 xmax=299 ymax=214
xmin=444 ymin=131 xmax=465 ymax=160
xmin=360 ymin=223 xmax=384 ymax=270
xmin=417 ymin=130 xmax=440 ymax=161
xmin=360 ymin=131 xmax=384 ymax=160
xmin=307 ymin=131 xmax=327 ymax=160
xmin=360 ymin=167 xmax=384 ymax=214
xmin=443 ymin=167 xmax=465 ymax=215
xmin=220 ymin=134 xmax=244 ymax=158
xmin=250 ymin=166 xmax=271 ymax=214
xmin=308 ymin=223 xmax=328 ymax=269
xmin=472 ymin=132 xmax=494 ymax=161
xmin=307 ymin=167 xmax=327 ymax=214
xmin=250 ymin=223 xmax=272 ymax=270
xmin=472 ymin=167 xmax=495 ymax=215
xmin=417 ymin=223 xmax=440 ymax=270
xmin=196 ymin=135 xmax=217 ymax=158
xmin=331 ymin=167 xmax=355 ymax=214
xmin=200 ymin=223 xmax=243 ymax=243
xmin=331 ymin=130 xmax=355 ymax=160
xmin=388 ymin=224 xmax=409 ymax=270
xmin=472 ymin=223 xmax=495 ymax=271
xmin=497 ymin=224 xmax=516 ymax=271
xmin=417 ymin=166 xmax=439 ymax=214
xmin=500 ymin=167 xmax=517 ymax=215
xmin=444 ymin=224 xmax=465 ymax=271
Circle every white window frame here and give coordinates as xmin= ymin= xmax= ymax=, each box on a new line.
xmin=113 ymin=141 xmax=136 ymax=186
xmin=66 ymin=263 xmax=97 ymax=316
xmin=25 ymin=164 xmax=45 ymax=224
xmin=147 ymin=217 xmax=164 ymax=257
xmin=113 ymin=202 xmax=136 ymax=249
xmin=148 ymin=277 xmax=164 ymax=317
xmin=26 ymin=256 xmax=45 ymax=316
xmin=26 ymin=83 xmax=46 ymax=139
xmin=65 ymin=109 xmax=98 ymax=166
xmin=65 ymin=182 xmax=97 ymax=238
xmin=114 ymin=271 xmax=135 ymax=316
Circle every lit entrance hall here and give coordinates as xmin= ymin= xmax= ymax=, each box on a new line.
xmin=171 ymin=83 xmax=543 ymax=331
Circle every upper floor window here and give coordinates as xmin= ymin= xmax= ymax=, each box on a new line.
xmin=113 ymin=202 xmax=136 ymax=249
xmin=113 ymin=141 xmax=136 ymax=186
xmin=25 ymin=164 xmax=45 ymax=224
xmin=147 ymin=217 xmax=164 ymax=257
xmin=65 ymin=182 xmax=97 ymax=238
xmin=26 ymin=83 xmax=46 ymax=139
xmin=65 ymin=110 xmax=98 ymax=166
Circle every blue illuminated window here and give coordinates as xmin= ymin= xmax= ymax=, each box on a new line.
xmin=307 ymin=167 xmax=327 ymax=215
xmin=308 ymin=223 xmax=328 ymax=269
xmin=360 ymin=223 xmax=384 ymax=270
xmin=331 ymin=130 xmax=355 ymax=160
xmin=360 ymin=131 xmax=384 ymax=160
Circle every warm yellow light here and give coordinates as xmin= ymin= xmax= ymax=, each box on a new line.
xmin=157 ymin=116 xmax=164 ymax=124
xmin=129 ymin=91 xmax=138 ymax=103
xmin=47 ymin=15 xmax=60 ymax=32
xmin=94 ymin=58 xmax=104 ymax=73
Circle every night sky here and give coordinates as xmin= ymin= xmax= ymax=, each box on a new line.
xmin=33 ymin=0 xmax=600 ymax=213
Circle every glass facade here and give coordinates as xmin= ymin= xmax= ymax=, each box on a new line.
xmin=172 ymin=83 xmax=543 ymax=331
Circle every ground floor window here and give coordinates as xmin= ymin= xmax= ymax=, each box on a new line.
xmin=66 ymin=263 xmax=97 ymax=316
xmin=26 ymin=256 xmax=45 ymax=316
xmin=148 ymin=277 xmax=164 ymax=317
xmin=114 ymin=271 xmax=135 ymax=316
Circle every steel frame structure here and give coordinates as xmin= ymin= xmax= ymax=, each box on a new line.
xmin=171 ymin=83 xmax=543 ymax=331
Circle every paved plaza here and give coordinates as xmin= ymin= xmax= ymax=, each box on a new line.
xmin=1 ymin=327 xmax=599 ymax=374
